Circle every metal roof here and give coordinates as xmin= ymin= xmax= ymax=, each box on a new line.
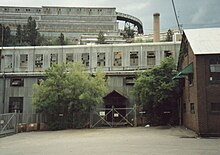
xmin=184 ymin=28 xmax=220 ymax=55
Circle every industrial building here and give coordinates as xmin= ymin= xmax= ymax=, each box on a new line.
xmin=0 ymin=6 xmax=143 ymax=44
xmin=0 ymin=41 xmax=180 ymax=114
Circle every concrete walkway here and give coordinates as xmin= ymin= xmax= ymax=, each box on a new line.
xmin=0 ymin=126 xmax=219 ymax=155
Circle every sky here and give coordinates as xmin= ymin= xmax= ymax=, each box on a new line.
xmin=1 ymin=0 xmax=220 ymax=34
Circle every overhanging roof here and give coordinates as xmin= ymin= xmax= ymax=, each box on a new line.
xmin=184 ymin=28 xmax=220 ymax=55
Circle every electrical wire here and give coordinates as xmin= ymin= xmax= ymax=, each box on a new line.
xmin=171 ymin=0 xmax=182 ymax=34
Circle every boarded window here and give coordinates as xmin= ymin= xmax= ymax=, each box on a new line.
xmin=97 ymin=52 xmax=105 ymax=66
xmin=35 ymin=54 xmax=43 ymax=68
xmin=147 ymin=51 xmax=155 ymax=65
xmin=114 ymin=52 xmax=122 ymax=66
xmin=4 ymin=55 xmax=13 ymax=69
xmin=66 ymin=53 xmax=74 ymax=64
xmin=9 ymin=97 xmax=23 ymax=113
xmin=82 ymin=53 xmax=89 ymax=67
xmin=20 ymin=54 xmax=28 ymax=68
xmin=10 ymin=78 xmax=24 ymax=87
xmin=209 ymin=58 xmax=220 ymax=82
xmin=211 ymin=103 xmax=220 ymax=112
xmin=50 ymin=54 xmax=58 ymax=66
xmin=130 ymin=51 xmax=138 ymax=66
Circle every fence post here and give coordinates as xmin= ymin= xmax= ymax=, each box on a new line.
xmin=134 ymin=104 xmax=137 ymax=127
xmin=89 ymin=107 xmax=93 ymax=128
xmin=15 ymin=112 xmax=18 ymax=134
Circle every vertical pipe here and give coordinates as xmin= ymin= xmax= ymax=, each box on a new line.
xmin=153 ymin=13 xmax=160 ymax=42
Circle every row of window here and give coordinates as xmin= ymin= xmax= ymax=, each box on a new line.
xmin=3 ymin=8 xmax=41 ymax=12
xmin=9 ymin=75 xmax=135 ymax=87
xmin=183 ymin=102 xmax=220 ymax=114
xmin=3 ymin=51 xmax=172 ymax=69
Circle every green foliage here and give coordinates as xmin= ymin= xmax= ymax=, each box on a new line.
xmin=123 ymin=26 xmax=135 ymax=39
xmin=33 ymin=63 xmax=107 ymax=129
xmin=133 ymin=57 xmax=178 ymax=124
xmin=97 ymin=31 xmax=106 ymax=44
xmin=0 ymin=24 xmax=12 ymax=46
xmin=166 ymin=29 xmax=173 ymax=42
xmin=58 ymin=33 xmax=65 ymax=45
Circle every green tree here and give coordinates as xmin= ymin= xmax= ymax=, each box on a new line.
xmin=58 ymin=33 xmax=65 ymax=45
xmin=0 ymin=24 xmax=12 ymax=46
xmin=133 ymin=57 xmax=178 ymax=125
xmin=26 ymin=16 xmax=39 ymax=46
xmin=166 ymin=29 xmax=173 ymax=41
xmin=16 ymin=24 xmax=22 ymax=45
xmin=33 ymin=62 xmax=107 ymax=129
xmin=97 ymin=31 xmax=106 ymax=44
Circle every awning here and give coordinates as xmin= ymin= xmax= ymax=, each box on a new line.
xmin=172 ymin=63 xmax=193 ymax=80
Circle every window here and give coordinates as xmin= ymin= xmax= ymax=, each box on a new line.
xmin=130 ymin=52 xmax=138 ymax=66
xmin=209 ymin=57 xmax=220 ymax=82
xmin=9 ymin=97 xmax=23 ymax=113
xmin=211 ymin=103 xmax=220 ymax=112
xmin=50 ymin=54 xmax=58 ymax=66
xmin=15 ymin=8 xmax=20 ymax=12
xmin=188 ymin=73 xmax=193 ymax=85
xmin=66 ymin=53 xmax=74 ymax=64
xmin=37 ymin=77 xmax=46 ymax=85
xmin=82 ymin=53 xmax=89 ymax=67
xmin=190 ymin=103 xmax=195 ymax=114
xmin=10 ymin=78 xmax=24 ymax=87
xmin=147 ymin=51 xmax=155 ymax=65
xmin=97 ymin=52 xmax=105 ymax=67
xmin=35 ymin=54 xmax=43 ymax=68
xmin=4 ymin=55 xmax=13 ymax=69
xmin=164 ymin=50 xmax=172 ymax=57
xmin=124 ymin=76 xmax=135 ymax=85
xmin=20 ymin=54 xmax=28 ymax=68
xmin=114 ymin=52 xmax=122 ymax=66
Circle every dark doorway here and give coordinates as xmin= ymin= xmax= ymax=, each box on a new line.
xmin=103 ymin=90 xmax=127 ymax=122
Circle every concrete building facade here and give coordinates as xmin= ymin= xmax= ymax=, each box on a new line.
xmin=0 ymin=6 xmax=143 ymax=44
xmin=0 ymin=42 xmax=180 ymax=114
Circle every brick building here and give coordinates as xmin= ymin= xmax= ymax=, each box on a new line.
xmin=175 ymin=28 xmax=220 ymax=136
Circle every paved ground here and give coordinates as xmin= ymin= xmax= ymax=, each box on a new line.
xmin=0 ymin=126 xmax=220 ymax=155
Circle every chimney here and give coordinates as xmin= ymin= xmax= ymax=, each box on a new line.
xmin=153 ymin=13 xmax=160 ymax=42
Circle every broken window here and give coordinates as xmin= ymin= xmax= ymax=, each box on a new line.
xmin=4 ymin=55 xmax=13 ymax=69
xmin=97 ymin=52 xmax=105 ymax=67
xmin=164 ymin=50 xmax=172 ymax=57
xmin=10 ymin=78 xmax=24 ymax=87
xmin=35 ymin=54 xmax=43 ymax=68
xmin=50 ymin=54 xmax=58 ymax=66
xmin=9 ymin=97 xmax=23 ymax=113
xmin=20 ymin=54 xmax=28 ymax=68
xmin=82 ymin=53 xmax=89 ymax=67
xmin=66 ymin=53 xmax=74 ymax=64
xmin=114 ymin=52 xmax=122 ymax=66
xmin=147 ymin=51 xmax=156 ymax=65
xmin=130 ymin=51 xmax=138 ymax=66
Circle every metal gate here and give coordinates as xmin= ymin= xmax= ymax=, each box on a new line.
xmin=0 ymin=113 xmax=17 ymax=136
xmin=90 ymin=105 xmax=137 ymax=128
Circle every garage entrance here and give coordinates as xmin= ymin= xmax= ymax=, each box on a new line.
xmin=91 ymin=90 xmax=137 ymax=128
